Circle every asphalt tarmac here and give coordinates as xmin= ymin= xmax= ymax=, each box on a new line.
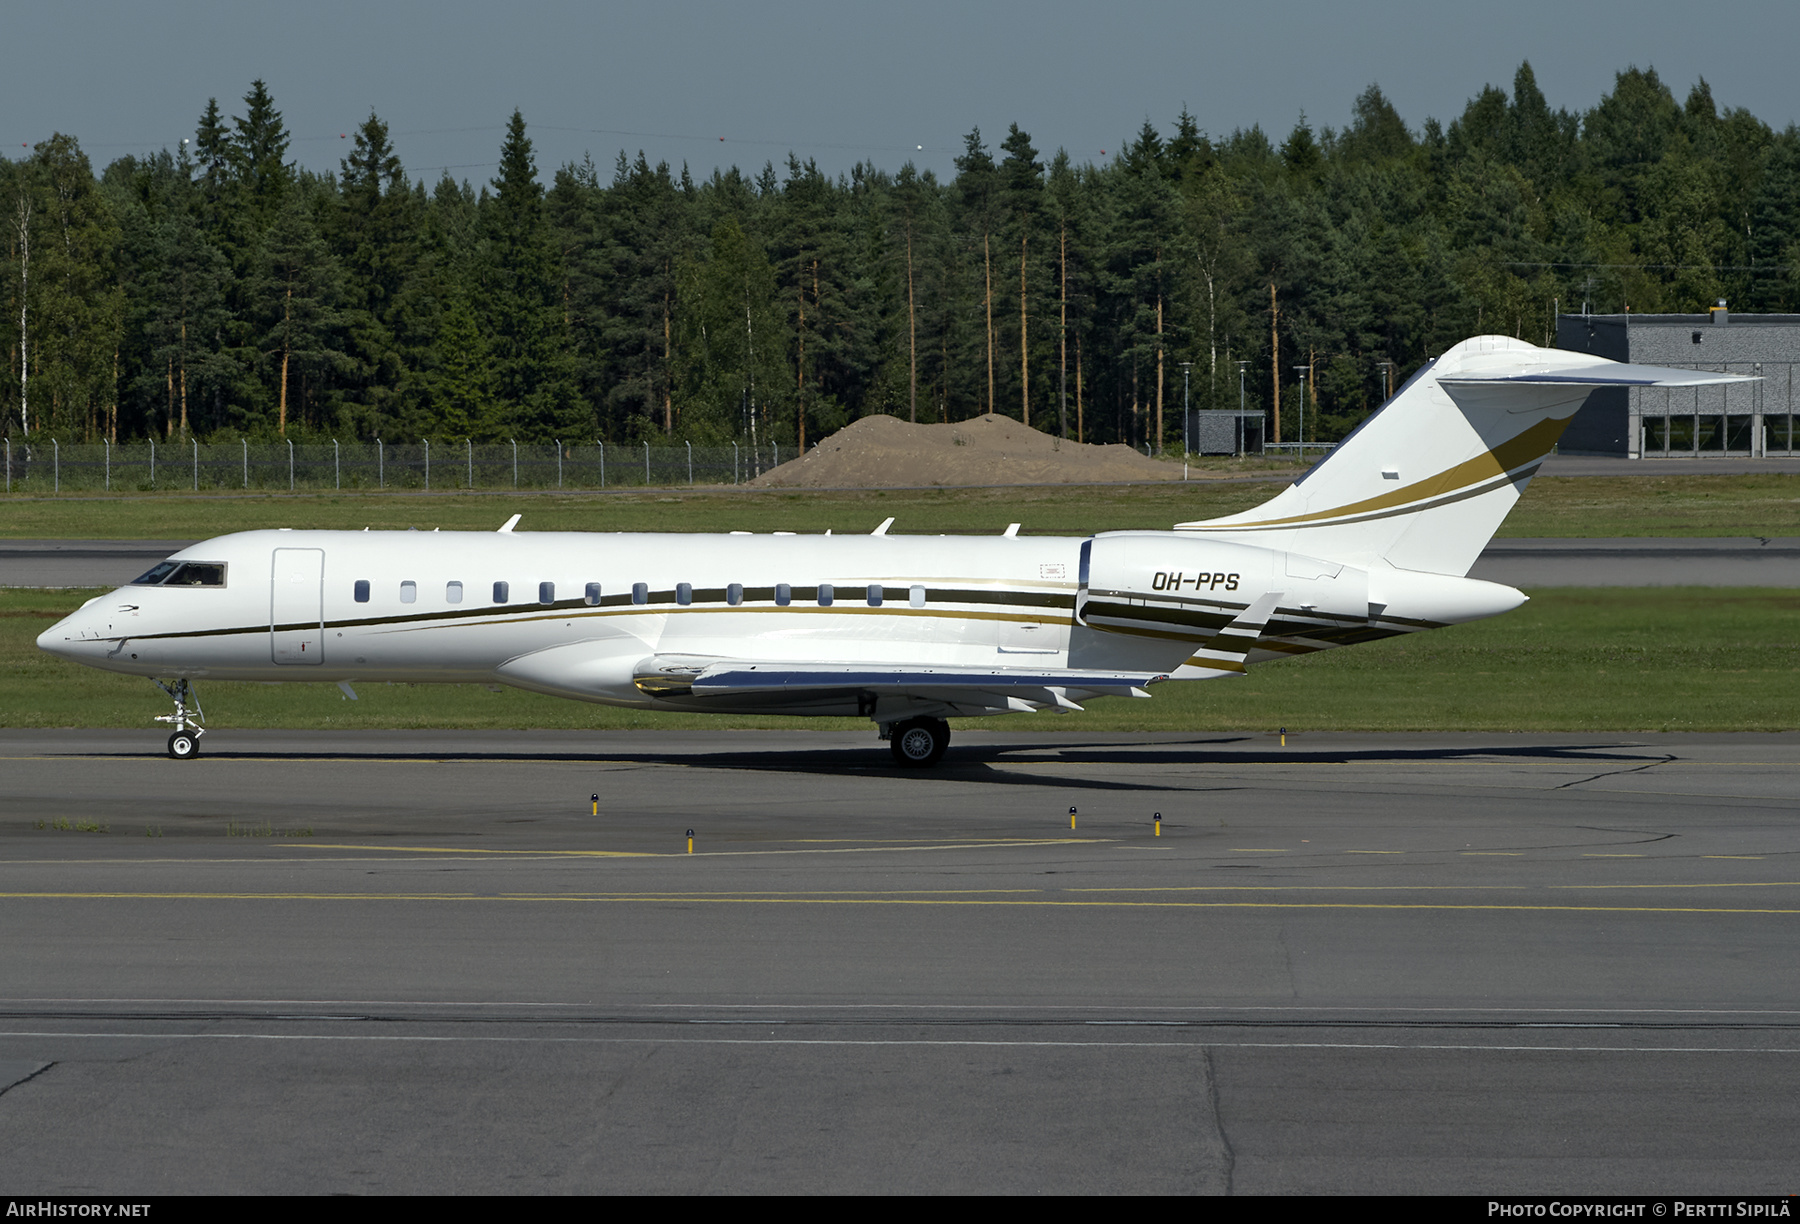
xmin=2 ymin=728 xmax=1797 ymax=1194
xmin=6 ymin=535 xmax=1800 ymax=588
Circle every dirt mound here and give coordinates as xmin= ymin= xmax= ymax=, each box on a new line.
xmin=751 ymin=413 xmax=1177 ymax=488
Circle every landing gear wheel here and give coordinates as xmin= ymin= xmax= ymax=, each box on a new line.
xmin=890 ymin=717 xmax=950 ymax=768
xmin=167 ymin=730 xmax=200 ymax=760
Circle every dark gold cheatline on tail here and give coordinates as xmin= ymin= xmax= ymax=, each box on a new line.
xmin=1190 ymin=416 xmax=1565 ymax=533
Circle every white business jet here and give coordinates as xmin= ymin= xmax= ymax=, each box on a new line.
xmin=39 ymin=336 xmax=1748 ymax=766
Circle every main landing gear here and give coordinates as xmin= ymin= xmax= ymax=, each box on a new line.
xmin=154 ymin=678 xmax=205 ymax=760
xmin=887 ymin=716 xmax=950 ymax=768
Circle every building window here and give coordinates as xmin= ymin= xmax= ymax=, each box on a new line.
xmin=818 ymin=583 xmax=834 ymax=606
xmin=493 ymin=581 xmax=509 ymax=604
xmin=447 ymin=581 xmax=463 ymax=604
xmin=632 ymin=582 xmax=648 ymax=605
xmin=354 ymin=580 xmax=370 ymax=604
xmin=727 ymin=583 xmax=743 ymax=606
xmin=584 ymin=583 xmax=601 ymax=606
xmin=400 ymin=581 xmax=417 ymax=604
xmin=775 ymin=583 xmax=791 ymax=606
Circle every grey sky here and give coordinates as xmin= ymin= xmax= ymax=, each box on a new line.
xmin=8 ymin=1 xmax=1797 ymax=186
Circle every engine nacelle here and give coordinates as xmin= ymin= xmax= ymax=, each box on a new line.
xmin=1076 ymin=532 xmax=1523 ymax=676
xmin=1079 ymin=531 xmax=1369 ymax=633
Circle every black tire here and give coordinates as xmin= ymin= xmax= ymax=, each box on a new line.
xmin=890 ymin=717 xmax=949 ymax=768
xmin=167 ymin=731 xmax=200 ymax=760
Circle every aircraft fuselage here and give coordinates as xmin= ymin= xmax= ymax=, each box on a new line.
xmin=40 ymin=527 xmax=1523 ymax=722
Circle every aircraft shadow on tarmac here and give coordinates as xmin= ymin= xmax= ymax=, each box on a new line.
xmin=105 ymin=736 xmax=1671 ymax=793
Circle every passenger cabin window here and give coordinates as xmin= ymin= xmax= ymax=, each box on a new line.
xmin=400 ymin=581 xmax=417 ymax=604
xmin=817 ymin=583 xmax=834 ymax=607
xmin=867 ymin=584 xmax=883 ymax=607
xmin=493 ymin=581 xmax=510 ymax=604
xmin=632 ymin=582 xmax=648 ymax=605
xmin=584 ymin=583 xmax=601 ymax=606
xmin=727 ymin=583 xmax=743 ymax=606
xmin=677 ymin=582 xmax=692 ymax=606
xmin=909 ymin=585 xmax=926 ymax=608
xmin=354 ymin=580 xmax=370 ymax=603
xmin=446 ymin=581 xmax=463 ymax=604
xmin=775 ymin=583 xmax=792 ymax=606
xmin=539 ymin=581 xmax=555 ymax=605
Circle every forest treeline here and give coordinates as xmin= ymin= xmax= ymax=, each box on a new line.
xmin=5 ymin=64 xmax=1799 ymax=451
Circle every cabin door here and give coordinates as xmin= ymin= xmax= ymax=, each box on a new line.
xmin=272 ymin=548 xmax=325 ymax=665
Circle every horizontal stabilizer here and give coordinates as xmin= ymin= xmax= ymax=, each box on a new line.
xmin=1440 ymin=362 xmax=1757 ymax=388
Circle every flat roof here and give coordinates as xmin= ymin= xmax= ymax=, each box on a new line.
xmin=1559 ymin=313 xmax=1800 ymax=326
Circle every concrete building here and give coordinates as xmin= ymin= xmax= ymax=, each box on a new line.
xmin=1554 ymin=307 xmax=1800 ymax=457
xmin=1184 ymin=408 xmax=1265 ymax=456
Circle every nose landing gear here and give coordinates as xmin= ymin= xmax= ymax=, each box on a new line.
xmin=154 ymin=678 xmax=205 ymax=760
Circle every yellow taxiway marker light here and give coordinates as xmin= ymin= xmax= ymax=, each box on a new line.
xmin=1070 ymin=806 xmax=1077 ymax=831
xmin=1154 ymin=812 xmax=1161 ymax=838
xmin=686 ymin=828 xmax=694 ymax=855
xmin=1280 ymin=726 xmax=1287 ymax=747
xmin=591 ymin=793 xmax=599 ymax=817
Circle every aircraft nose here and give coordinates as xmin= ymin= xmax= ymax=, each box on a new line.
xmin=37 ymin=613 xmax=84 ymax=659
xmin=37 ymin=604 xmax=107 ymax=661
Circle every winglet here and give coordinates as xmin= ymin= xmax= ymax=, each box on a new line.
xmin=872 ymin=517 xmax=895 ymax=536
xmin=498 ymin=514 xmax=521 ymax=534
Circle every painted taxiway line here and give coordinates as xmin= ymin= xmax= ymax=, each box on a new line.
xmin=5 ymin=891 xmax=1800 ymax=914
xmin=4 ymin=1030 xmax=1799 ymax=1055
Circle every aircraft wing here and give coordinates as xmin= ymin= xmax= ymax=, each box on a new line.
xmin=633 ymin=656 xmax=1166 ymax=712
xmin=691 ymin=662 xmax=1165 ymax=696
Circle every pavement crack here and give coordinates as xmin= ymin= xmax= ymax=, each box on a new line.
xmin=0 ymin=1061 xmax=55 ymax=1098
xmin=1553 ymin=755 xmax=1678 ymax=791
xmin=1203 ymin=1047 xmax=1235 ymax=1196
xmin=1574 ymin=825 xmax=1680 ymax=846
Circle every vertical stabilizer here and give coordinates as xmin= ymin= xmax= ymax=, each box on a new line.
xmin=1175 ymin=336 xmax=1754 ymax=576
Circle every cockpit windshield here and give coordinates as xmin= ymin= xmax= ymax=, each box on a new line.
xmin=131 ymin=561 xmax=227 ymax=587
xmin=130 ymin=562 xmax=180 ymax=585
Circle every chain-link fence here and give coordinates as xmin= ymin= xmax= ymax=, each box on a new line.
xmin=0 ymin=439 xmax=800 ymax=493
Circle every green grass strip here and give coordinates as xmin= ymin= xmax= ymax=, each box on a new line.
xmin=3 ymin=471 xmax=1799 ymax=539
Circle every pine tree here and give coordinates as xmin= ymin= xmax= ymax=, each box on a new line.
xmin=336 ymin=112 xmax=421 ymax=432
xmin=474 ymin=112 xmax=581 ymax=440
xmin=251 ymin=189 xmax=344 ymax=433
xmin=953 ymin=129 xmax=1000 ymax=416
xmin=1000 ymin=125 xmax=1045 ymax=426
xmin=231 ymin=80 xmax=293 ymax=226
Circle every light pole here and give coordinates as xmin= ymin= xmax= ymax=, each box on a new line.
xmin=1236 ymin=361 xmax=1251 ymax=456
xmin=1293 ymin=366 xmax=1309 ymax=454
xmin=1376 ymin=361 xmax=1395 ymax=402
xmin=1179 ymin=362 xmax=1193 ymax=459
